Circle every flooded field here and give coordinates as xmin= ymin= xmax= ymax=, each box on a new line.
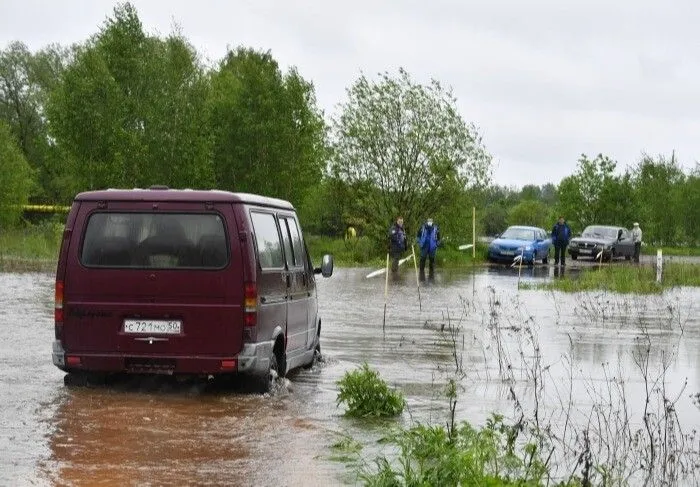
xmin=1 ymin=265 xmax=700 ymax=486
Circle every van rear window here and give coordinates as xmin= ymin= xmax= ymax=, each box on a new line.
xmin=80 ymin=212 xmax=228 ymax=269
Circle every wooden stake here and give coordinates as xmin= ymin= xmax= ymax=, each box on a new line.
xmin=383 ymin=253 xmax=389 ymax=330
xmin=411 ymin=244 xmax=422 ymax=311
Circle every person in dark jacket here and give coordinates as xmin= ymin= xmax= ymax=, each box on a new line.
xmin=416 ymin=218 xmax=441 ymax=280
xmin=551 ymin=216 xmax=572 ymax=266
xmin=388 ymin=216 xmax=407 ymax=275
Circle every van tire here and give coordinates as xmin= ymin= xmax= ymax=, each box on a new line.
xmin=256 ymin=352 xmax=279 ymax=394
xmin=303 ymin=343 xmax=321 ymax=369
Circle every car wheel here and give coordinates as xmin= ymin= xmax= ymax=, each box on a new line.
xmin=625 ymin=254 xmax=631 ymax=261
xmin=570 ymin=253 xmax=577 ymax=260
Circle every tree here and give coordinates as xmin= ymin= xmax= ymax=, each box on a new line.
xmin=208 ymin=47 xmax=327 ymax=205
xmin=556 ymin=154 xmax=633 ymax=231
xmin=331 ymin=68 xmax=491 ymax=243
xmin=680 ymin=165 xmax=700 ymax=245
xmin=0 ymin=121 xmax=34 ymax=228
xmin=47 ymin=3 xmax=213 ymax=191
xmin=0 ymin=41 xmax=71 ymax=202
xmin=506 ymin=200 xmax=550 ymax=229
xmin=631 ymin=153 xmax=685 ymax=245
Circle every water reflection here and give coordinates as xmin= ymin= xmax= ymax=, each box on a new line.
xmin=1 ymin=268 xmax=700 ymax=485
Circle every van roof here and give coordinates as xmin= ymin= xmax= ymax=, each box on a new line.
xmin=74 ymin=188 xmax=295 ymax=210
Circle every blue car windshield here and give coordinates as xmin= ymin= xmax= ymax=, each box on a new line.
xmin=500 ymin=228 xmax=536 ymax=241
xmin=582 ymin=226 xmax=617 ymax=239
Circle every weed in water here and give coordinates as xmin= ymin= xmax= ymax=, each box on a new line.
xmin=336 ymin=363 xmax=406 ymax=418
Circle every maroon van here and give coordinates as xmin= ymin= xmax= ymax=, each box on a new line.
xmin=51 ymin=187 xmax=333 ymax=391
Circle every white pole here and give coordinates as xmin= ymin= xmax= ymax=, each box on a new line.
xmin=472 ymin=206 xmax=476 ymax=259
xmin=656 ymin=249 xmax=663 ymax=283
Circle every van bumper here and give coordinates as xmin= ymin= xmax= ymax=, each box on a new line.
xmin=52 ymin=339 xmax=273 ymax=376
xmin=52 ymin=340 xmax=66 ymax=370
xmin=236 ymin=341 xmax=274 ymax=377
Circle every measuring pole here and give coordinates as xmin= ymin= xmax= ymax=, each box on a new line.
xmin=411 ymin=244 xmax=422 ymax=311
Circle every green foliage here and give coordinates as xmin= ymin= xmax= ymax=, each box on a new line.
xmin=359 ymin=414 xmax=575 ymax=487
xmin=331 ymin=68 xmax=492 ymax=245
xmin=47 ymin=2 xmax=214 ymax=191
xmin=208 ymin=47 xmax=327 ymax=204
xmin=680 ymin=167 xmax=700 ymax=246
xmin=0 ymin=121 xmax=34 ymax=228
xmin=306 ymin=235 xmax=382 ymax=267
xmin=336 ymin=363 xmax=406 ymax=418
xmin=556 ymin=154 xmax=634 ymax=232
xmin=0 ymin=41 xmax=72 ymax=202
xmin=295 ymin=177 xmax=347 ymax=237
xmin=631 ymin=153 xmax=686 ymax=246
xmin=523 ymin=263 xmax=700 ymax=293
xmin=506 ymin=200 xmax=551 ymax=229
xmin=0 ymin=219 xmax=62 ymax=262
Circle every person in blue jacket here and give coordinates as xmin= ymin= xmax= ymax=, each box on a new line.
xmin=551 ymin=216 xmax=572 ymax=266
xmin=416 ymin=218 xmax=441 ymax=280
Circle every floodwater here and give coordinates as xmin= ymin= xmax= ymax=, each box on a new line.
xmin=1 ymin=264 xmax=700 ymax=486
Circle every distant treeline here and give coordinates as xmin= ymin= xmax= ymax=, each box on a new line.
xmin=1 ymin=3 xmax=697 ymax=247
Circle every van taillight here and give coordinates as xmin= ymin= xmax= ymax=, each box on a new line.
xmin=55 ymin=280 xmax=64 ymax=340
xmin=244 ymin=282 xmax=257 ymax=327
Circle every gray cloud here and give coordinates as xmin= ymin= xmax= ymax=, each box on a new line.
xmin=1 ymin=0 xmax=698 ymax=187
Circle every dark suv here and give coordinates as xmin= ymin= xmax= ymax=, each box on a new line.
xmin=567 ymin=225 xmax=634 ymax=261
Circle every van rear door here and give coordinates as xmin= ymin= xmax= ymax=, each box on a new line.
xmin=62 ymin=201 xmax=244 ymax=358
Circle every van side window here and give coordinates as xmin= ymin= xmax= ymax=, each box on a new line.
xmin=80 ymin=212 xmax=228 ymax=269
xmin=286 ymin=218 xmax=305 ymax=267
xmin=250 ymin=212 xmax=284 ymax=269
xmin=278 ymin=217 xmax=296 ymax=268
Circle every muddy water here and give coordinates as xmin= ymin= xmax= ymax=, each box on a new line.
xmin=1 ymin=265 xmax=700 ymax=486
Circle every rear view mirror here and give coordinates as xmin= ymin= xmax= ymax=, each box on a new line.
xmin=314 ymin=254 xmax=334 ymax=277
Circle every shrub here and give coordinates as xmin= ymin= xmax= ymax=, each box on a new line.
xmin=336 ymin=363 xmax=405 ymax=418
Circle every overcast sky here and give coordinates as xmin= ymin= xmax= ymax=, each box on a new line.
xmin=2 ymin=0 xmax=699 ymax=188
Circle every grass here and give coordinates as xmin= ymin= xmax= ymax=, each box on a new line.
xmin=522 ymin=262 xmax=700 ymax=293
xmin=641 ymin=245 xmax=700 ymax=256
xmin=0 ymin=221 xmax=63 ymax=272
xmin=307 ymin=235 xmax=487 ymax=268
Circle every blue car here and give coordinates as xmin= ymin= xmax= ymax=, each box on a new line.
xmin=487 ymin=226 xmax=552 ymax=265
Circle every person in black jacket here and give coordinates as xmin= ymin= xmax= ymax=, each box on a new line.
xmin=551 ymin=216 xmax=572 ymax=266
xmin=388 ymin=216 xmax=407 ymax=275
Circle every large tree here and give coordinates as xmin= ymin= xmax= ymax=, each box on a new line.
xmin=331 ymin=68 xmax=491 ymax=243
xmin=47 ymin=3 xmax=213 ymax=191
xmin=556 ymin=154 xmax=634 ymax=232
xmin=631 ymin=153 xmax=685 ymax=245
xmin=208 ymin=47 xmax=327 ymax=205
xmin=0 ymin=121 xmax=34 ymax=228
xmin=0 ymin=41 xmax=71 ymax=202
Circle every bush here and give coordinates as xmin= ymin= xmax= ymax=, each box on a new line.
xmin=336 ymin=363 xmax=405 ymax=418
xmin=0 ymin=121 xmax=34 ymax=229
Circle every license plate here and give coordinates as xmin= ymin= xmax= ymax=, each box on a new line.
xmin=502 ymin=251 xmax=515 ymax=256
xmin=123 ymin=319 xmax=182 ymax=334
xmin=579 ymin=249 xmax=592 ymax=254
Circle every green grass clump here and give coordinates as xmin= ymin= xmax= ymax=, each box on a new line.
xmin=525 ymin=263 xmax=700 ymax=294
xmin=360 ymin=413 xmax=578 ymax=487
xmin=336 ymin=363 xmax=406 ymax=418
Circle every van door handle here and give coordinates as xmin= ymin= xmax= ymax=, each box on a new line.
xmin=260 ymin=296 xmax=267 ymax=303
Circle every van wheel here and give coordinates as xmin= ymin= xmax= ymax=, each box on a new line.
xmin=256 ymin=351 xmax=279 ymax=394
xmin=303 ymin=343 xmax=322 ymax=369
xmin=64 ymin=371 xmax=107 ymax=387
